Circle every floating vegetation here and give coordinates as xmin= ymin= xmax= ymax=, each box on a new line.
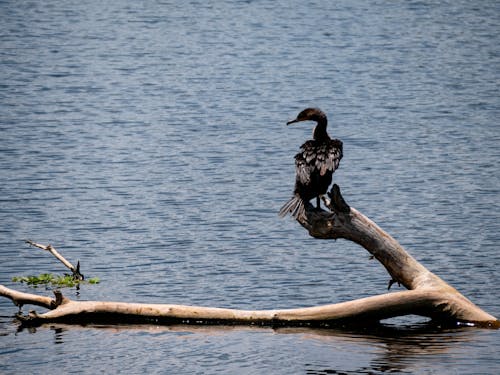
xmin=12 ymin=273 xmax=100 ymax=288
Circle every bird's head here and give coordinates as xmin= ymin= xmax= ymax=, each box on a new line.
xmin=286 ymin=108 xmax=327 ymax=125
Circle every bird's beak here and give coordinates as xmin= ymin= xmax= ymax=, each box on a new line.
xmin=286 ymin=118 xmax=300 ymax=125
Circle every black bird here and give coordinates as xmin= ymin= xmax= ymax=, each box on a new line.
xmin=279 ymin=108 xmax=343 ymax=220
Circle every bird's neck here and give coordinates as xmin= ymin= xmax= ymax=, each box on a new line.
xmin=313 ymin=120 xmax=329 ymax=141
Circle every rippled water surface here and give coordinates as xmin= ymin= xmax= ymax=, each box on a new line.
xmin=1 ymin=0 xmax=499 ymax=374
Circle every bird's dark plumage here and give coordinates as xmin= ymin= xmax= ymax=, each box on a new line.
xmin=279 ymin=108 xmax=343 ymax=220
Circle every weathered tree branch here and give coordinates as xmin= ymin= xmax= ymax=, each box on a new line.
xmin=25 ymin=240 xmax=83 ymax=280
xmin=1 ymin=185 xmax=497 ymax=328
xmin=297 ymin=185 xmax=497 ymax=325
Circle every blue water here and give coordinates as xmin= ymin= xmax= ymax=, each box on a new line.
xmin=1 ymin=0 xmax=499 ymax=373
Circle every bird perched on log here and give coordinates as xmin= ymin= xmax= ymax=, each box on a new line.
xmin=279 ymin=108 xmax=343 ymax=220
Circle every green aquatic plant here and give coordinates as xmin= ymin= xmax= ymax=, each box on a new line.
xmin=12 ymin=273 xmax=100 ymax=288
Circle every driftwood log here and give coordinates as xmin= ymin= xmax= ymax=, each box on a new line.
xmin=1 ymin=185 xmax=498 ymax=328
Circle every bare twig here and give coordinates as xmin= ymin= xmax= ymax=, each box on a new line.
xmin=25 ymin=240 xmax=84 ymax=280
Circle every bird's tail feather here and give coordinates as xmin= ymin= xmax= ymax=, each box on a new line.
xmin=279 ymin=195 xmax=306 ymax=220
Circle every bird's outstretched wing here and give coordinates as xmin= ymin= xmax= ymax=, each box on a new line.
xmin=294 ymin=152 xmax=312 ymax=185
xmin=296 ymin=139 xmax=343 ymax=178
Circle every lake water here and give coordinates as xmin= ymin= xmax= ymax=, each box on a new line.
xmin=1 ymin=0 xmax=499 ymax=373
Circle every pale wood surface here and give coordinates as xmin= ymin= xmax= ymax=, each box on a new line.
xmin=1 ymin=185 xmax=497 ymax=328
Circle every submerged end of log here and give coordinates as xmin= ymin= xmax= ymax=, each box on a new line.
xmin=0 ymin=284 xmax=55 ymax=310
